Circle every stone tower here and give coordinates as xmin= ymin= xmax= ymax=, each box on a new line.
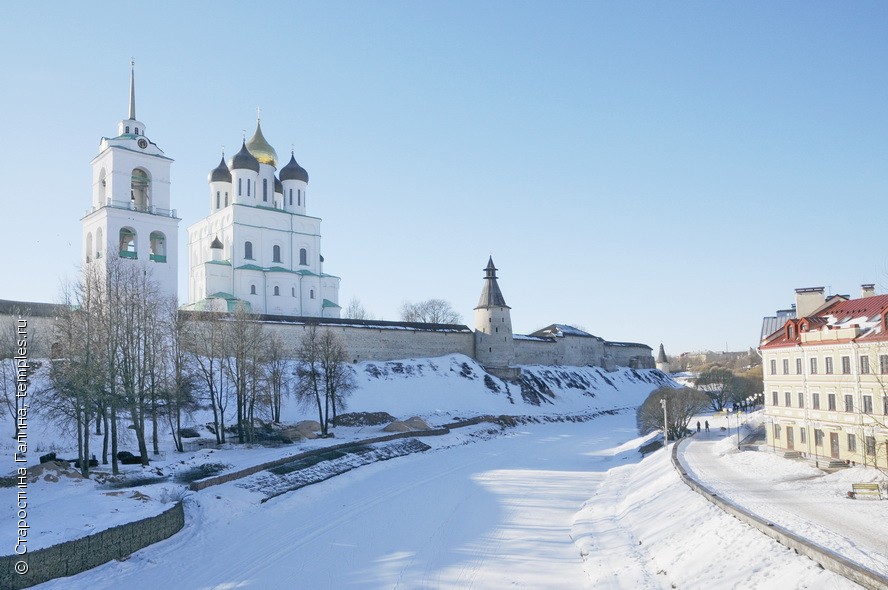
xmin=655 ymin=343 xmax=670 ymax=373
xmin=81 ymin=61 xmax=179 ymax=300
xmin=474 ymin=257 xmax=516 ymax=374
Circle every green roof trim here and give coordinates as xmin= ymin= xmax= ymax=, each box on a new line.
xmin=206 ymin=259 xmax=232 ymax=266
xmin=322 ymin=299 xmax=341 ymax=308
xmin=236 ymin=263 xmax=265 ymax=271
xmin=208 ymin=292 xmax=237 ymax=300
xmin=295 ymin=269 xmax=319 ymax=277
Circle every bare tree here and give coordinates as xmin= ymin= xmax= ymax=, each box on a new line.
xmin=319 ymin=329 xmax=356 ymax=429
xmin=637 ymin=386 xmax=710 ymax=441
xmin=294 ymin=325 xmax=356 ymax=436
xmin=0 ymin=308 xmax=34 ymax=439
xmin=265 ymin=331 xmax=291 ymax=423
xmin=344 ymin=297 xmax=371 ymax=320
xmin=186 ymin=312 xmax=231 ymax=444
xmin=399 ymin=299 xmax=461 ymax=324
xmin=223 ymin=303 xmax=266 ymax=443
xmin=158 ymin=297 xmax=198 ymax=452
xmin=694 ymin=367 xmax=737 ymax=411
xmin=295 ymin=324 xmax=325 ymax=433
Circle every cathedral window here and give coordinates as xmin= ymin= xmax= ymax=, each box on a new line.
xmin=310 ymin=289 xmax=315 ymax=299
xmin=238 ymin=178 xmax=242 ymax=197
xmin=247 ymin=179 xmax=251 ymax=197
xmin=135 ymin=127 xmax=139 ymax=135
xmin=98 ymin=168 xmax=107 ymax=202
xmin=225 ymin=192 xmax=229 ymax=207
xmin=149 ymin=231 xmax=167 ymax=263
xmin=85 ymin=233 xmax=93 ymax=263
xmin=245 ymin=241 xmax=254 ymax=260
xmin=299 ymin=248 xmax=308 ymax=266
xmin=96 ymin=228 xmax=103 ymax=259
xmin=273 ymin=286 xmax=280 ymax=296
xmin=250 ymin=284 xmax=256 ymax=295
xmin=125 ymin=126 xmax=130 ymax=134
xmin=273 ymin=245 xmax=281 ymax=263
xmin=291 ymin=287 xmax=295 ymax=297
xmin=216 ymin=191 xmax=221 ymax=209
xmin=289 ymin=189 xmax=293 ymax=206
xmin=119 ymin=227 xmax=137 ymax=259
xmin=263 ymin=179 xmax=268 ymax=201
xmin=131 ymin=169 xmax=150 ymax=211
xmin=298 ymin=190 xmax=302 ymax=206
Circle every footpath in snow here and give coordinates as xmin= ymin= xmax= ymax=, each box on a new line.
xmin=678 ymin=425 xmax=888 ymax=579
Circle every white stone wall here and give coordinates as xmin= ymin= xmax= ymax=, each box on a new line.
xmin=262 ymin=322 xmax=474 ymax=363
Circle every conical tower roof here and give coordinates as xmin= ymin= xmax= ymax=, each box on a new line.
xmin=475 ymin=257 xmax=509 ymax=309
xmin=656 ymin=343 xmax=668 ymax=363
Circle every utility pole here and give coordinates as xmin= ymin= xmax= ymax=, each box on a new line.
xmin=660 ymin=397 xmax=668 ymax=450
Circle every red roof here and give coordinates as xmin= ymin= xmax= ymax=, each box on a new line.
xmin=761 ymin=294 xmax=888 ymax=349
xmin=819 ymin=294 xmax=888 ymax=323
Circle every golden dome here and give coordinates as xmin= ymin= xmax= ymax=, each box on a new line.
xmin=245 ymin=121 xmax=278 ymax=168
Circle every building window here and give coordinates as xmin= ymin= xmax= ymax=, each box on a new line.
xmin=810 ymin=358 xmax=818 ymax=375
xmin=866 ymin=436 xmax=876 ymax=456
xmin=135 ymin=127 xmax=139 ymax=134
xmin=812 ymin=393 xmax=820 ymax=410
xmin=289 ymin=189 xmax=293 ymax=206
xmin=825 ymin=357 xmax=834 ymax=374
xmin=216 ymin=191 xmax=221 ymax=209
xmin=844 ymin=394 xmax=853 ymax=412
xmin=250 ymin=284 xmax=256 ymax=295
xmin=814 ymin=429 xmax=824 ymax=446
xmin=828 ymin=393 xmax=836 ymax=411
xmin=884 ymin=396 xmax=888 ymax=416
xmin=273 ymin=286 xmax=280 ymax=296
xmin=247 ymin=178 xmax=251 ymax=197
xmin=125 ymin=125 xmax=130 ymax=134
xmin=119 ymin=227 xmax=137 ymax=259
xmin=784 ymin=391 xmax=792 ymax=407
xmin=841 ymin=356 xmax=851 ymax=374
xmin=773 ymin=424 xmax=781 ymax=440
xmin=861 ymin=356 xmax=870 ymax=374
xmin=770 ymin=359 xmax=777 ymax=375
xmin=238 ymin=178 xmax=243 ymax=196
xmin=782 ymin=359 xmax=789 ymax=375
xmin=273 ymin=245 xmax=281 ymax=263
xmin=848 ymin=433 xmax=856 ymax=453
xmin=771 ymin=391 xmax=778 ymax=406
xmin=796 ymin=358 xmax=802 ymax=375
xmin=299 ymin=248 xmax=308 ymax=266
xmin=298 ymin=189 xmax=302 ymax=206
xmin=881 ymin=355 xmax=888 ymax=374
xmin=263 ymin=178 xmax=268 ymax=201
xmin=131 ymin=169 xmax=150 ymax=210
xmin=863 ymin=395 xmax=873 ymax=414
xmin=310 ymin=289 xmax=315 ymax=299
xmin=291 ymin=287 xmax=296 ymax=297
xmin=800 ymin=428 xmax=806 ymax=444
xmin=798 ymin=392 xmax=804 ymax=408
xmin=149 ymin=231 xmax=167 ymax=263
xmin=244 ymin=241 xmax=253 ymax=259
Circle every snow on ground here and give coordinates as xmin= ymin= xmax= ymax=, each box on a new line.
xmin=1 ymin=355 xmax=669 ymax=552
xmin=679 ymin=419 xmax=888 ymax=578
xmin=34 ymin=414 xmax=860 ymax=590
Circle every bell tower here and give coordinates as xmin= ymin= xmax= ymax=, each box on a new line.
xmin=474 ymin=257 xmax=516 ymax=372
xmin=81 ymin=61 xmax=179 ymax=300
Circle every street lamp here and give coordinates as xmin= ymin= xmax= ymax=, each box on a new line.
xmin=660 ymin=398 xmax=668 ymax=450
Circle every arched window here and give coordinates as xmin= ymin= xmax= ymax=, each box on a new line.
xmin=134 ymin=127 xmax=139 ymax=135
xmin=98 ymin=168 xmax=107 ymax=202
xmin=263 ymin=178 xmax=268 ymax=201
xmin=224 ymin=192 xmax=229 ymax=206
xmin=244 ymin=241 xmax=253 ymax=260
xmin=299 ymin=248 xmax=308 ymax=266
xmin=150 ymin=231 xmax=167 ymax=262
xmin=289 ymin=189 xmax=293 ymax=206
xmin=273 ymin=286 xmax=280 ymax=296
xmin=247 ymin=179 xmax=251 ymax=197
xmin=250 ymin=284 xmax=256 ymax=295
xmin=119 ymin=227 xmax=137 ymax=259
xmin=273 ymin=245 xmax=281 ymax=263
xmin=298 ymin=189 xmax=302 ymax=207
xmin=238 ymin=178 xmax=243 ymax=197
xmin=95 ymin=227 xmax=103 ymax=259
xmin=85 ymin=233 xmax=93 ymax=263
xmin=310 ymin=289 xmax=315 ymax=299
xmin=216 ymin=191 xmax=220 ymax=209
xmin=125 ymin=126 xmax=130 ymax=134
xmin=291 ymin=287 xmax=295 ymax=297
xmin=131 ymin=169 xmax=150 ymax=210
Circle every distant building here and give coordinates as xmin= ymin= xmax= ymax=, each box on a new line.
xmin=760 ymin=285 xmax=888 ymax=467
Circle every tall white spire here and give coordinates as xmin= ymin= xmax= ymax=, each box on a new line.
xmin=128 ymin=58 xmax=136 ymax=120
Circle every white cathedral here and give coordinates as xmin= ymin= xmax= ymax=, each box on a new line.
xmin=82 ymin=65 xmax=341 ymax=318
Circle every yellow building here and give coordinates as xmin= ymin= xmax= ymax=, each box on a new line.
xmin=760 ymin=286 xmax=888 ymax=468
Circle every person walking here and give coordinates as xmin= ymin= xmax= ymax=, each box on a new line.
xmin=696 ymin=421 xmax=701 ymax=433
xmin=704 ymin=420 xmax=709 ymax=432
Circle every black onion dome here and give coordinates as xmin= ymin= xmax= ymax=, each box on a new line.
xmin=280 ymin=153 xmax=309 ymax=183
xmin=208 ymin=156 xmax=232 ymax=183
xmin=229 ymin=141 xmax=260 ymax=173
xmin=274 ymin=176 xmax=283 ymax=194
xmin=210 ymin=236 xmax=224 ymax=249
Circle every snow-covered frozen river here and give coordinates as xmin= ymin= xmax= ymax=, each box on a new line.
xmin=40 ymin=414 xmax=858 ymax=589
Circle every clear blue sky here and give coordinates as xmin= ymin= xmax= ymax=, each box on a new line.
xmin=2 ymin=2 xmax=886 ymax=354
